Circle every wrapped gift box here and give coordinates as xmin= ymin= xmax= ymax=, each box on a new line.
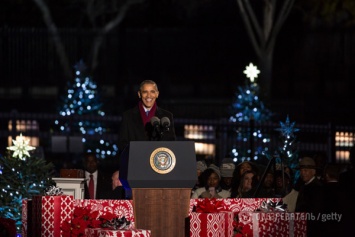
xmin=0 ymin=217 xmax=17 ymax=237
xmin=22 ymin=199 xmax=33 ymax=237
xmin=74 ymin=199 xmax=135 ymax=228
xmin=85 ymin=228 xmax=151 ymax=237
xmin=190 ymin=212 xmax=234 ymax=237
xmin=238 ymin=212 xmax=307 ymax=237
xmin=32 ymin=195 xmax=74 ymax=237
xmin=189 ymin=198 xmax=282 ymax=214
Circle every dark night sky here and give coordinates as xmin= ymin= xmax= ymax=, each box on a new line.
xmin=1 ymin=1 xmax=355 ymax=125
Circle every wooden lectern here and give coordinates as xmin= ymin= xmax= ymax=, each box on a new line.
xmin=120 ymin=141 xmax=196 ymax=237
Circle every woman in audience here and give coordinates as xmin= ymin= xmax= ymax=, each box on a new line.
xmin=191 ymin=164 xmax=230 ymax=198
xmin=230 ymin=161 xmax=259 ymax=196
xmin=230 ymin=170 xmax=259 ymax=198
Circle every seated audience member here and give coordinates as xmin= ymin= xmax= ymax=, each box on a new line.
xmin=257 ymin=170 xmax=275 ymax=198
xmin=274 ymin=170 xmax=293 ymax=197
xmin=219 ymin=158 xmax=235 ymax=191
xmin=295 ymin=156 xmax=325 ymax=237
xmin=283 ymin=165 xmax=293 ymax=178
xmin=230 ymin=161 xmax=259 ymax=195
xmin=191 ymin=164 xmax=230 ymax=199
xmin=230 ymin=170 xmax=259 ymax=198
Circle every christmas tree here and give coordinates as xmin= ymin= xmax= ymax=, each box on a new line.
xmin=54 ymin=60 xmax=118 ymax=159
xmin=0 ymin=134 xmax=55 ymax=234
xmin=229 ymin=63 xmax=273 ymax=162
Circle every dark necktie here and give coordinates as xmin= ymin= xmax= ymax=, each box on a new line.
xmin=89 ymin=174 xmax=94 ymax=199
xmin=146 ymin=110 xmax=149 ymax=116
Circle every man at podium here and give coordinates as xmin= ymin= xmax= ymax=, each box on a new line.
xmin=118 ymin=80 xmax=176 ymax=151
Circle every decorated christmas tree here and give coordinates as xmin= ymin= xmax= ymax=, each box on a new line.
xmin=54 ymin=60 xmax=118 ymax=159
xmin=0 ymin=134 xmax=55 ymax=234
xmin=229 ymin=63 xmax=273 ymax=162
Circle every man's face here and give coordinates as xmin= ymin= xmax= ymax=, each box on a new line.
xmin=85 ymin=155 xmax=98 ymax=173
xmin=276 ymin=176 xmax=290 ymax=188
xmin=222 ymin=177 xmax=233 ymax=186
xmin=263 ymin=173 xmax=274 ymax=188
xmin=300 ymin=168 xmax=316 ymax=183
xmin=138 ymin=83 xmax=159 ymax=109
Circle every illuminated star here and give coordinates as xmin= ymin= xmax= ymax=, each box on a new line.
xmin=7 ymin=133 xmax=35 ymax=160
xmin=243 ymin=63 xmax=260 ymax=82
xmin=275 ymin=116 xmax=299 ymax=138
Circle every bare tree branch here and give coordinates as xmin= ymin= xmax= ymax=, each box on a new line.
xmin=32 ymin=0 xmax=72 ymax=80
xmin=237 ymin=0 xmax=263 ymax=58
xmin=89 ymin=0 xmax=144 ymax=72
xmin=236 ymin=0 xmax=295 ymax=99
xmin=266 ymin=0 xmax=295 ymax=54
xmin=33 ymin=0 xmax=144 ymax=77
xmin=263 ymin=0 xmax=273 ymax=41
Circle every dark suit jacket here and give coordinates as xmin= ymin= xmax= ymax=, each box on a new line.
xmin=295 ymin=177 xmax=324 ymax=213
xmin=84 ymin=171 xmax=111 ymax=199
xmin=108 ymin=186 xmax=126 ymax=199
xmin=118 ymin=105 xmax=176 ymax=151
xmin=295 ymin=177 xmax=325 ymax=237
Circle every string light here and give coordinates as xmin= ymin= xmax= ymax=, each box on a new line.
xmin=54 ymin=60 xmax=118 ymax=158
xmin=229 ymin=63 xmax=271 ymax=160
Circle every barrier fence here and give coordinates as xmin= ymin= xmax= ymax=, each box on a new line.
xmin=1 ymin=111 xmax=354 ymax=173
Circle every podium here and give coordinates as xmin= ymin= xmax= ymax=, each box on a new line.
xmin=120 ymin=141 xmax=196 ymax=237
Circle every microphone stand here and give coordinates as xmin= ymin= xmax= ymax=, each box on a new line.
xmin=159 ymin=125 xmax=169 ymax=140
xmin=151 ymin=124 xmax=161 ymax=141
xmin=150 ymin=116 xmax=161 ymax=141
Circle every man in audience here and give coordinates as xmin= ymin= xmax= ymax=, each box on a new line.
xmin=83 ymin=152 xmax=111 ymax=199
xmin=295 ymin=156 xmax=325 ymax=237
xmin=219 ymin=158 xmax=235 ymax=191
xmin=257 ymin=170 xmax=275 ymax=197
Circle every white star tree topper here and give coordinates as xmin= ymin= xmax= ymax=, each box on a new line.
xmin=243 ymin=63 xmax=260 ymax=82
xmin=7 ymin=133 xmax=35 ymax=160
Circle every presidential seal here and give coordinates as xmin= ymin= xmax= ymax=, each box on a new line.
xmin=150 ymin=147 xmax=176 ymax=174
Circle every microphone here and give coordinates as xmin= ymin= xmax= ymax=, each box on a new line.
xmin=150 ymin=116 xmax=160 ymax=127
xmin=159 ymin=117 xmax=170 ymax=140
xmin=161 ymin=117 xmax=170 ymax=129
xmin=150 ymin=116 xmax=160 ymax=140
xmin=209 ymin=187 xmax=216 ymax=198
